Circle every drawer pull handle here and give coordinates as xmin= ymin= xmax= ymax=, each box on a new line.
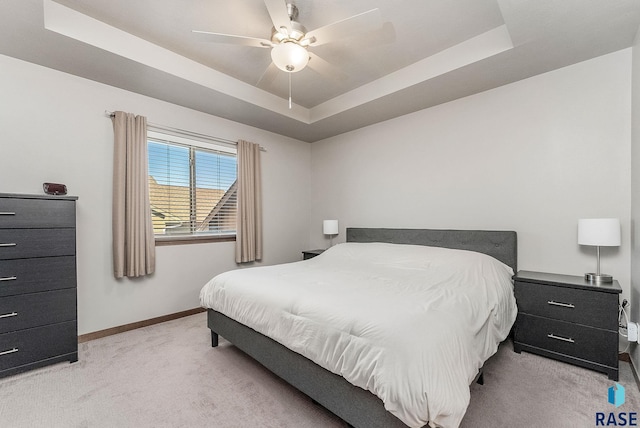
xmin=0 ymin=276 xmax=17 ymax=282
xmin=0 ymin=212 xmax=16 ymax=216
xmin=547 ymin=333 xmax=575 ymax=343
xmin=547 ymin=300 xmax=575 ymax=308
xmin=0 ymin=348 xmax=18 ymax=356
xmin=0 ymin=243 xmax=16 ymax=247
xmin=0 ymin=312 xmax=17 ymax=319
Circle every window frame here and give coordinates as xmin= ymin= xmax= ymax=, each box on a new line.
xmin=147 ymin=130 xmax=237 ymax=246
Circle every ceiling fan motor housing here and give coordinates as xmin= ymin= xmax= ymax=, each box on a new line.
xmin=271 ymin=4 xmax=307 ymax=44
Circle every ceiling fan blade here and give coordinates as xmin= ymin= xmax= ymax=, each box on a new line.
xmin=192 ymin=30 xmax=272 ymax=48
xmin=304 ymin=9 xmax=382 ymax=46
xmin=370 ymin=21 xmax=397 ymax=45
xmin=264 ymin=0 xmax=291 ymax=34
xmin=256 ymin=62 xmax=280 ymax=87
xmin=307 ymin=52 xmax=348 ymax=81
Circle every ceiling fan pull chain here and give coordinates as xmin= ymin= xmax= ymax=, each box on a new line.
xmin=288 ymin=72 xmax=292 ymax=109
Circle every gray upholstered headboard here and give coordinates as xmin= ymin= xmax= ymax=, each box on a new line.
xmin=346 ymin=228 xmax=518 ymax=272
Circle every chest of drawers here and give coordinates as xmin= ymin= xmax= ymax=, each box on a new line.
xmin=0 ymin=193 xmax=78 ymax=378
xmin=513 ymin=270 xmax=621 ymax=380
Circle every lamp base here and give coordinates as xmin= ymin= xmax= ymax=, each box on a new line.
xmin=584 ymin=273 xmax=613 ymax=283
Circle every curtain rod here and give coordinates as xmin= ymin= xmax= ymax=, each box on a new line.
xmin=105 ymin=110 xmax=266 ymax=152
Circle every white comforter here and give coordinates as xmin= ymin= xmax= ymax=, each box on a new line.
xmin=199 ymin=242 xmax=517 ymax=428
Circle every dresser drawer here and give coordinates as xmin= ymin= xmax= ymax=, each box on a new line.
xmin=514 ymin=281 xmax=618 ymax=330
xmin=0 ymin=198 xmax=75 ymax=229
xmin=0 ymin=321 xmax=77 ymax=372
xmin=514 ymin=314 xmax=618 ymax=368
xmin=0 ymin=229 xmax=76 ymax=260
xmin=0 ymin=256 xmax=76 ymax=297
xmin=0 ymin=289 xmax=76 ymax=334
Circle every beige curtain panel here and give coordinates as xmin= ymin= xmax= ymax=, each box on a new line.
xmin=235 ymin=139 xmax=263 ymax=263
xmin=112 ymin=111 xmax=156 ymax=278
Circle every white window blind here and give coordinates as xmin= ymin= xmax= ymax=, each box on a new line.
xmin=147 ymin=132 xmax=237 ymax=239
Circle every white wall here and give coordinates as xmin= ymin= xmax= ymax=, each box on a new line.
xmin=311 ymin=50 xmax=632 ymax=303
xmin=0 ymin=54 xmax=311 ymax=335
xmin=630 ymin=29 xmax=640 ymax=369
xmin=1 ymin=45 xmax=634 ymax=352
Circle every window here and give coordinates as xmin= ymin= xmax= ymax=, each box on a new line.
xmin=147 ymin=130 xmax=237 ymax=244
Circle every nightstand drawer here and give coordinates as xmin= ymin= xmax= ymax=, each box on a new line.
xmin=0 ymin=256 xmax=76 ymax=297
xmin=514 ymin=314 xmax=618 ymax=368
xmin=514 ymin=281 xmax=618 ymax=330
xmin=0 ymin=198 xmax=75 ymax=229
xmin=0 ymin=229 xmax=76 ymax=260
xmin=0 ymin=321 xmax=77 ymax=372
xmin=0 ymin=289 xmax=76 ymax=334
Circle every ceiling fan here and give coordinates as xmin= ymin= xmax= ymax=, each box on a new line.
xmin=193 ymin=0 xmax=383 ymax=106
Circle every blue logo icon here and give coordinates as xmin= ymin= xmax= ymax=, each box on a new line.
xmin=608 ymin=383 xmax=625 ymax=408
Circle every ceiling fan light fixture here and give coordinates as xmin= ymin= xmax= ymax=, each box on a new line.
xmin=299 ymin=36 xmax=315 ymax=47
xmin=272 ymin=20 xmax=307 ymax=44
xmin=288 ymin=26 xmax=306 ymax=41
xmin=271 ymin=42 xmax=309 ymax=72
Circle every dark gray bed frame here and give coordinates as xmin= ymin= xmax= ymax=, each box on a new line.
xmin=207 ymin=228 xmax=517 ymax=428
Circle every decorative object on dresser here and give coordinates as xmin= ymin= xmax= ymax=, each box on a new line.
xmin=301 ymin=249 xmax=324 ymax=260
xmin=42 ymin=182 xmax=67 ymax=196
xmin=577 ymin=218 xmax=621 ymax=283
xmin=513 ymin=270 xmax=621 ymax=380
xmin=0 ymin=193 xmax=78 ymax=378
xmin=322 ymin=219 xmax=338 ymax=247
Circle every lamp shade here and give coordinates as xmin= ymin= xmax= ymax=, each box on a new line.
xmin=271 ymin=42 xmax=309 ymax=72
xmin=323 ymin=220 xmax=339 ymax=235
xmin=578 ymin=218 xmax=621 ymax=246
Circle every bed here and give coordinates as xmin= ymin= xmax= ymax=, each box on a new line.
xmin=200 ymin=228 xmax=518 ymax=428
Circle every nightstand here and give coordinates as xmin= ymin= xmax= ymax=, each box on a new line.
xmin=513 ymin=270 xmax=621 ymax=381
xmin=302 ymin=249 xmax=325 ymax=260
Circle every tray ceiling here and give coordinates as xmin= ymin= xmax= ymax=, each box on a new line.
xmin=1 ymin=0 xmax=639 ymax=142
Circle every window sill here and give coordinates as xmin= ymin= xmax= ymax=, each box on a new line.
xmin=155 ymin=235 xmax=236 ymax=246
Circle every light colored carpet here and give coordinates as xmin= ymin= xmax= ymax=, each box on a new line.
xmin=0 ymin=312 xmax=637 ymax=428
xmin=463 ymin=341 xmax=640 ymax=428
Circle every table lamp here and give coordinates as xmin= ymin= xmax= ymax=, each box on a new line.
xmin=578 ymin=218 xmax=620 ymax=283
xmin=323 ymin=220 xmax=339 ymax=247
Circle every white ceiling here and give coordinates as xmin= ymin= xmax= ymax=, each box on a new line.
xmin=1 ymin=0 xmax=639 ymax=142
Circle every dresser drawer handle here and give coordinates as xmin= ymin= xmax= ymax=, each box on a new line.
xmin=0 ymin=348 xmax=18 ymax=356
xmin=0 ymin=276 xmax=17 ymax=282
xmin=547 ymin=300 xmax=575 ymax=308
xmin=0 ymin=243 xmax=16 ymax=247
xmin=0 ymin=312 xmax=17 ymax=319
xmin=547 ymin=333 xmax=575 ymax=343
xmin=0 ymin=212 xmax=16 ymax=216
